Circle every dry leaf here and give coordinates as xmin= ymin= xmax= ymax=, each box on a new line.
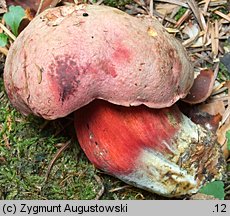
xmin=179 ymin=102 xmax=222 ymax=133
xmin=202 ymin=0 xmax=210 ymax=15
xmin=182 ymin=22 xmax=200 ymax=47
xmin=214 ymin=10 xmax=230 ymax=22
xmin=217 ymin=117 xmax=230 ymax=159
xmin=6 ymin=0 xmax=61 ymax=12
xmin=199 ymin=101 xmax=225 ymax=116
xmin=215 ymin=81 xmax=230 ymax=159
xmin=154 ymin=0 xmax=188 ymax=8
xmin=183 ymin=69 xmax=215 ymax=104
xmin=210 ymin=21 xmax=219 ymax=58
xmin=190 ymin=193 xmax=218 ymax=200
xmin=191 ymin=36 xmax=204 ymax=47
xmin=165 ymin=27 xmax=179 ymax=33
xmin=18 ymin=8 xmax=35 ymax=34
xmin=187 ymin=0 xmax=205 ymax=30
xmin=155 ymin=3 xmax=179 ymax=16
xmin=7 ymin=0 xmax=39 ymax=11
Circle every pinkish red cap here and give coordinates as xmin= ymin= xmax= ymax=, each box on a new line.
xmin=4 ymin=4 xmax=194 ymax=119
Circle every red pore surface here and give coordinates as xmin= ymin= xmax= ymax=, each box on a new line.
xmin=4 ymin=4 xmax=193 ymax=119
xmin=74 ymin=100 xmax=182 ymax=175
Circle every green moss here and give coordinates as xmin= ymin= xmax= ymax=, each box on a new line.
xmin=174 ymin=7 xmax=187 ymax=21
xmin=217 ymin=63 xmax=230 ymax=82
xmin=166 ymin=112 xmax=177 ymax=126
xmin=210 ymin=6 xmax=229 ymax=20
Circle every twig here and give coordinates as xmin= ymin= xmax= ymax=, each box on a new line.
xmin=45 ymin=140 xmax=72 ymax=182
xmin=208 ymin=0 xmax=228 ymax=7
xmin=53 ymin=118 xmax=73 ymax=137
xmin=125 ymin=5 xmax=147 ymax=15
xmin=94 ymin=175 xmax=105 ymax=200
xmin=203 ymin=18 xmax=210 ymax=45
xmin=127 ymin=0 xmax=176 ymax=24
xmin=149 ymin=0 xmax=154 ymax=16
xmin=182 ymin=24 xmax=200 ymax=47
xmin=175 ymin=9 xmax=191 ymax=28
xmin=214 ymin=11 xmax=230 ymax=22
xmin=169 ymin=6 xmax=181 ymax=19
xmin=211 ymin=94 xmax=230 ymax=101
xmin=218 ymin=36 xmax=230 ymax=40
xmin=135 ymin=193 xmax=145 ymax=199
xmin=0 ymin=23 xmax=16 ymax=41
xmin=214 ymin=19 xmax=219 ymax=58
xmin=212 ymin=82 xmax=226 ymax=95
xmin=108 ymin=185 xmax=131 ymax=192
xmin=212 ymin=87 xmax=228 ymax=96
xmin=188 ymin=47 xmax=211 ymax=53
xmin=133 ymin=0 xmax=146 ymax=6
xmin=211 ymin=21 xmax=219 ymax=58
xmin=36 ymin=0 xmax=45 ymax=15
xmin=36 ymin=0 xmax=60 ymax=15
xmin=221 ymin=80 xmax=230 ymax=126
xmin=211 ymin=23 xmax=215 ymax=57
xmin=202 ymin=0 xmax=210 ymax=15
xmin=219 ymin=25 xmax=230 ymax=37
xmin=151 ymin=9 xmax=177 ymax=24
xmin=39 ymin=120 xmax=50 ymax=132
xmin=153 ymin=0 xmax=188 ymax=8
xmin=194 ymin=53 xmax=214 ymax=64
xmin=221 ymin=105 xmax=230 ymax=126
xmin=213 ymin=62 xmax=220 ymax=81
xmin=166 ymin=27 xmax=180 ymax=33
xmin=187 ymin=0 xmax=205 ymax=30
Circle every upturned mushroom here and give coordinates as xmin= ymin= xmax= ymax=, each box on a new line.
xmin=4 ymin=4 xmax=225 ymax=197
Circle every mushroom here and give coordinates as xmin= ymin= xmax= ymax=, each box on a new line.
xmin=4 ymin=4 xmax=225 ymax=197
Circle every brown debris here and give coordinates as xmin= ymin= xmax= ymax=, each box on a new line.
xmin=187 ymin=0 xmax=205 ymax=30
xmin=0 ymin=0 xmax=7 ymax=13
xmin=138 ymin=0 xmax=230 ymax=160
xmin=190 ymin=193 xmax=218 ymax=200
xmin=6 ymin=0 xmax=61 ymax=13
xmin=214 ymin=10 xmax=230 ymax=22
xmin=183 ymin=69 xmax=216 ymax=104
xmin=94 ymin=174 xmax=105 ymax=200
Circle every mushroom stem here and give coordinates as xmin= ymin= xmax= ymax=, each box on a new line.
xmin=74 ymin=100 xmax=225 ymax=197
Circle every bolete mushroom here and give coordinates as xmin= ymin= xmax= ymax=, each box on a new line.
xmin=4 ymin=4 xmax=225 ymax=197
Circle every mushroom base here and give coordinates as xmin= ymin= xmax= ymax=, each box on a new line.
xmin=74 ymin=100 xmax=225 ymax=197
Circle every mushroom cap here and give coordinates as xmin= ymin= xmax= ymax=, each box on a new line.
xmin=4 ymin=4 xmax=194 ymax=120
